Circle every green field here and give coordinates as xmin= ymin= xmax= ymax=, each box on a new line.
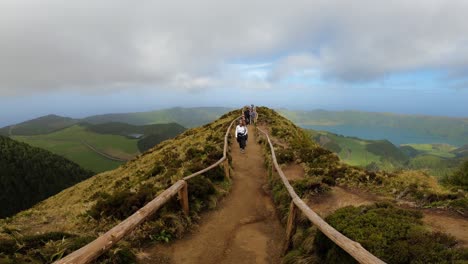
xmin=13 ymin=125 xmax=140 ymax=172
xmin=402 ymin=144 xmax=457 ymax=158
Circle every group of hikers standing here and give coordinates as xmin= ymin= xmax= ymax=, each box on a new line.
xmin=235 ymin=105 xmax=257 ymax=154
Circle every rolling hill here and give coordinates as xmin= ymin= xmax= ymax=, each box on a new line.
xmin=0 ymin=114 xmax=79 ymax=136
xmin=12 ymin=123 xmax=186 ymax=173
xmin=83 ymin=107 xmax=232 ymax=128
xmin=279 ymin=109 xmax=468 ymax=146
xmin=0 ymin=135 xmax=94 ymax=218
xmin=0 ymin=109 xmax=238 ymax=262
xmin=308 ymin=129 xmax=466 ymax=178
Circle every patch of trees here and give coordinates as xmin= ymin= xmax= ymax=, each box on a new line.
xmin=0 ymin=136 xmax=94 ymax=218
xmin=366 ymin=140 xmax=409 ymax=163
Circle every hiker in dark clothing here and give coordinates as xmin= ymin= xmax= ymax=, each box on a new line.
xmin=244 ymin=108 xmax=250 ymax=125
xmin=235 ymin=119 xmax=248 ymax=153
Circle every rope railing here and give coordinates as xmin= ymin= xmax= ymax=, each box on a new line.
xmin=258 ymin=128 xmax=386 ymax=264
xmin=55 ymin=116 xmax=238 ymax=264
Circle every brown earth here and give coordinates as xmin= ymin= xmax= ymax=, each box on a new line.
xmin=138 ymin=126 xmax=285 ymax=264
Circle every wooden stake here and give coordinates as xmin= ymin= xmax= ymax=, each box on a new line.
xmin=223 ymin=159 xmax=230 ymax=179
xmin=283 ymin=200 xmax=298 ymax=254
xmin=179 ymin=181 xmax=189 ymax=216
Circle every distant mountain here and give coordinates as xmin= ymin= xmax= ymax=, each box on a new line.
xmin=83 ymin=107 xmax=232 ymax=128
xmin=0 ymin=114 xmax=79 ymax=136
xmin=279 ymin=109 xmax=468 ymax=146
xmin=0 ymin=135 xmax=94 ymax=218
xmin=1 ymin=107 xmax=231 ymax=136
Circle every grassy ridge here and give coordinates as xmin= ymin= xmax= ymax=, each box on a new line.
xmin=0 ymin=109 xmax=239 ymax=263
xmin=257 ymin=107 xmax=467 ymax=263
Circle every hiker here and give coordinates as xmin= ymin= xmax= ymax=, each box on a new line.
xmin=250 ymin=107 xmax=257 ymax=125
xmin=235 ymin=119 xmax=248 ymax=153
xmin=244 ymin=107 xmax=250 ymax=125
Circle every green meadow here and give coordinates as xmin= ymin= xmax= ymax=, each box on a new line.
xmin=402 ymin=143 xmax=457 ymax=158
xmin=13 ymin=125 xmax=140 ymax=173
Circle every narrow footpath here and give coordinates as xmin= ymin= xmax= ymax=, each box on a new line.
xmin=139 ymin=126 xmax=285 ymax=264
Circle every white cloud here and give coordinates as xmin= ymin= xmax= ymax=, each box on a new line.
xmin=0 ymin=0 xmax=467 ymax=96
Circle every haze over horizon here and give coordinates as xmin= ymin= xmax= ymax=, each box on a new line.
xmin=1 ymin=0 xmax=467 ymax=126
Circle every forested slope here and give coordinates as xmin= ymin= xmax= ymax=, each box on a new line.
xmin=0 ymin=136 xmax=94 ymax=218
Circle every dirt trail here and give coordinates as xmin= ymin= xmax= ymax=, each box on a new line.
xmin=138 ymin=127 xmax=285 ymax=264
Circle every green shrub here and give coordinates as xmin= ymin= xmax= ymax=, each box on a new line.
xmin=443 ymin=160 xmax=468 ymax=191
xmin=204 ymin=165 xmax=225 ymax=182
xmin=148 ymin=164 xmax=165 ymax=178
xmin=187 ymin=176 xmax=216 ymax=201
xmin=314 ymin=203 xmax=467 ymax=264
xmin=185 ymin=147 xmax=204 ymax=160
xmin=292 ymin=178 xmax=326 ymax=197
xmin=276 ymin=148 xmax=295 ymax=164
xmin=88 ymin=184 xmax=156 ymax=220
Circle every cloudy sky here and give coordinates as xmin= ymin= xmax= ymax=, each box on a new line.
xmin=1 ymin=0 xmax=467 ymax=126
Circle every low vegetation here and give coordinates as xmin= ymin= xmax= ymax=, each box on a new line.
xmin=0 ymin=136 xmax=94 ymax=218
xmin=315 ymin=203 xmax=468 ymax=264
xmin=256 ymin=107 xmax=467 ymax=263
xmin=0 ymin=109 xmax=238 ymax=262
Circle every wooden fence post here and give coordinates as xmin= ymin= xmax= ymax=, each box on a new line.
xmin=179 ymin=181 xmax=189 ymax=216
xmin=223 ymin=159 xmax=230 ymax=179
xmin=283 ymin=200 xmax=297 ymax=254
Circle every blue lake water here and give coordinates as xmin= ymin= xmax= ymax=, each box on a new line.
xmin=302 ymin=124 xmax=464 ymax=146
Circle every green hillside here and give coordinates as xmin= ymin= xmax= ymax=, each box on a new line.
xmin=13 ymin=125 xmax=139 ymax=173
xmin=307 ymin=130 xmax=407 ymax=171
xmin=0 ymin=136 xmax=93 ymax=218
xmin=11 ymin=123 xmax=186 ymax=173
xmin=307 ymin=130 xmax=466 ymax=178
xmin=257 ymin=107 xmax=467 ymax=263
xmin=0 ymin=110 xmax=238 ymax=263
xmin=279 ymin=109 xmax=468 ymax=146
xmin=83 ymin=107 xmax=232 ymax=127
xmin=0 ymin=114 xmax=79 ymax=136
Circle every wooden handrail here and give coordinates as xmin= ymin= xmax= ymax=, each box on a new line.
xmin=258 ymin=128 xmax=385 ymax=264
xmin=183 ymin=117 xmax=236 ymax=181
xmin=55 ymin=115 xmax=238 ymax=264
xmin=55 ymin=180 xmax=187 ymax=264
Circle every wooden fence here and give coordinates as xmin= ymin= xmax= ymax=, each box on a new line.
xmin=55 ymin=117 xmax=237 ymax=264
xmin=257 ymin=128 xmax=385 ymax=264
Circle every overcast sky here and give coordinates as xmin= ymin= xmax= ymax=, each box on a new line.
xmin=1 ymin=0 xmax=467 ymax=126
